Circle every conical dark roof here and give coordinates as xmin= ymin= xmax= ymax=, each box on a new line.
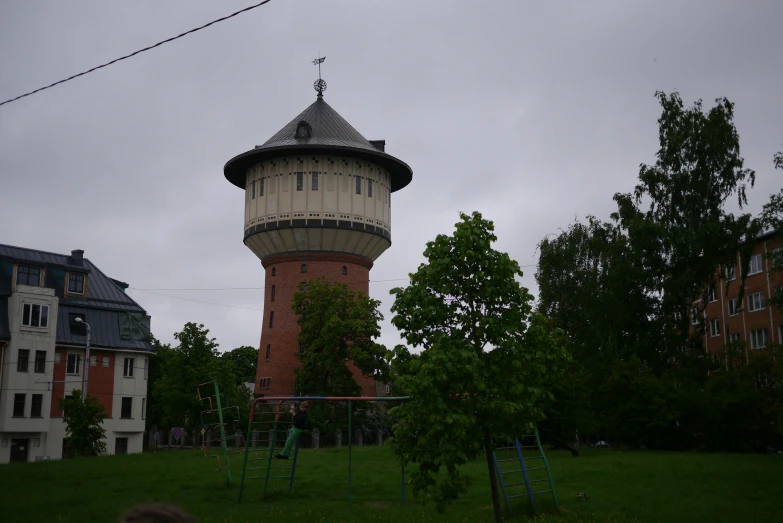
xmin=224 ymin=96 xmax=412 ymax=192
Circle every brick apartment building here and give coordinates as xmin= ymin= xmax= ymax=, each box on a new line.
xmin=698 ymin=230 xmax=782 ymax=356
xmin=0 ymin=245 xmax=153 ymax=463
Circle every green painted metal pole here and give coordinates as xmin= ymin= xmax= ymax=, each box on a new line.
xmin=536 ymin=429 xmax=559 ymax=510
xmin=348 ymin=401 xmax=353 ymax=505
xmin=237 ymin=404 xmax=254 ymax=502
xmin=213 ymin=380 xmax=232 ymax=485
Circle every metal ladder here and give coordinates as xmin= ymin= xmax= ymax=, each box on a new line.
xmin=237 ymin=400 xmax=301 ymax=501
xmin=492 ymin=429 xmax=558 ymax=515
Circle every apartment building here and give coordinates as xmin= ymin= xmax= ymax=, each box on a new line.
xmin=0 ymin=245 xmax=154 ymax=463
xmin=698 ymin=230 xmax=782 ymax=356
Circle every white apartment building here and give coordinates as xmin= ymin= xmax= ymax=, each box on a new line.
xmin=0 ymin=245 xmax=154 ymax=463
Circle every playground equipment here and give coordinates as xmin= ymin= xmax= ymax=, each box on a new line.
xmin=197 ymin=380 xmax=244 ymax=485
xmin=492 ymin=429 xmax=558 ymax=515
xmin=237 ymin=395 xmax=409 ymax=503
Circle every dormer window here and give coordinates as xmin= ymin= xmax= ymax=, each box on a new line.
xmin=295 ymin=121 xmax=312 ymax=139
xmin=17 ymin=265 xmax=41 ymax=287
xmin=68 ymin=273 xmax=85 ymax=294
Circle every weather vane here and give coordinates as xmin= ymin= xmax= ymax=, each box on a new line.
xmin=312 ymin=54 xmax=327 ymax=96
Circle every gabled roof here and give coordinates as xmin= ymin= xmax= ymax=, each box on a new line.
xmin=224 ymin=95 xmax=413 ymax=192
xmin=0 ymin=244 xmax=153 ymax=353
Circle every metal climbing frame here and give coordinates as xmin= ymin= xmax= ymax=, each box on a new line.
xmin=492 ymin=429 xmax=558 ymax=516
xmin=197 ymin=380 xmax=243 ymax=485
xmin=237 ymin=395 xmax=410 ymax=503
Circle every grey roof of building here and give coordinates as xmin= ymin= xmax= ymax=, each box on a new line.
xmin=224 ymin=95 xmax=413 ymax=192
xmin=0 ymin=244 xmax=154 ymax=353
xmin=0 ymin=293 xmax=10 ymax=341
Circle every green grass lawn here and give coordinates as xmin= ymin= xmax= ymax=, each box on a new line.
xmin=0 ymin=446 xmax=780 ymax=523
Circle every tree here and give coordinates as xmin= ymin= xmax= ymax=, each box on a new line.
xmin=57 ymin=390 xmax=108 ymax=457
xmin=151 ymin=323 xmax=243 ymax=432
xmin=759 ymin=151 xmax=783 ymax=310
xmin=292 ymin=276 xmax=388 ymax=397
xmin=388 ymin=211 xmax=570 ymax=521
xmin=221 ymin=345 xmax=259 ymax=385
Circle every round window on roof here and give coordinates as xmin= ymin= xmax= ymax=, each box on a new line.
xmin=295 ymin=121 xmax=312 ymax=139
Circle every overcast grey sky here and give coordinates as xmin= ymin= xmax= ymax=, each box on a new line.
xmin=1 ymin=0 xmax=781 ymax=353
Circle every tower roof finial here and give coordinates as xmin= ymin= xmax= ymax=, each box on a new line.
xmin=312 ymin=54 xmax=326 ymax=97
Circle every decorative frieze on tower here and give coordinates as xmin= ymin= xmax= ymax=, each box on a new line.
xmin=223 ymin=72 xmax=412 ymax=396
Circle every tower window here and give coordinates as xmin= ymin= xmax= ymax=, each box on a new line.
xmin=269 ymin=311 xmax=274 ymax=328
xmin=271 ymin=285 xmax=276 ymax=301
xmin=301 ymin=264 xmax=307 ymax=273
xmin=300 ymin=282 xmax=306 ymax=292
xmin=368 ymin=179 xmax=373 ymax=197
xmin=355 ymin=176 xmax=362 ymax=195
xmin=296 ymin=172 xmax=304 ymax=191
xmin=299 ymin=343 xmax=305 ymax=354
xmin=271 ymin=268 xmax=276 ymax=276
xmin=260 ymin=178 xmax=265 ymax=197
xmin=251 ymin=181 xmax=256 ymax=200
xmin=342 ymin=266 xmax=348 ymax=275
xmin=265 ymin=344 xmax=271 ymax=361
xmin=312 ymin=172 xmax=319 ymax=191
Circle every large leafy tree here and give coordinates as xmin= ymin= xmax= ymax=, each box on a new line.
xmin=759 ymin=151 xmax=783 ymax=311
xmin=58 ymin=390 xmax=108 ymax=457
xmin=292 ymin=276 xmax=388 ymax=397
xmin=151 ymin=323 xmax=242 ymax=432
xmin=221 ymin=345 xmax=259 ymax=385
xmin=388 ymin=211 xmax=570 ymax=521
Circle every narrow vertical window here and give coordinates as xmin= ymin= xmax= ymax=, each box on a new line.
xmin=355 ymin=176 xmax=362 ymax=195
xmin=299 ymin=343 xmax=305 ymax=354
xmin=296 ymin=172 xmax=304 ymax=191
xmin=342 ymin=266 xmax=348 ymax=275
xmin=260 ymin=177 xmax=265 ymax=196
xmin=368 ymin=179 xmax=373 ymax=197
xmin=271 ymin=285 xmax=276 ymax=301
xmin=301 ymin=264 xmax=307 ymax=273
xmin=142 ymin=398 xmax=146 ymax=420
xmin=265 ymin=344 xmax=271 ymax=361
xmin=251 ymin=181 xmax=256 ymax=200
xmin=312 ymin=172 xmax=319 ymax=190
xmin=269 ymin=311 xmax=274 ymax=327
xmin=271 ymin=267 xmax=276 ymax=276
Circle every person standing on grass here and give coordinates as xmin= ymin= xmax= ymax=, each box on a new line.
xmin=275 ymin=401 xmax=308 ymax=459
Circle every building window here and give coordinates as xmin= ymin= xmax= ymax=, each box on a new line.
xmin=124 ymin=358 xmax=135 ymax=378
xmin=271 ymin=285 xmax=276 ymax=301
xmin=385 ymin=385 xmax=390 ymax=394
xmin=121 ymin=397 xmax=133 ymax=419
xmin=367 ymin=178 xmax=373 ymax=197
xmin=142 ymin=398 xmax=146 ymax=420
xmin=727 ymin=298 xmax=738 ymax=317
xmin=269 ymin=311 xmax=274 ymax=328
xmin=68 ymin=273 xmax=85 ymax=294
xmin=750 ymin=328 xmax=768 ymax=350
xmin=259 ymin=377 xmax=271 ymax=390
xmin=13 ymin=394 xmax=26 ymax=417
xmin=16 ymin=265 xmax=40 ymax=286
xmin=260 ymin=178 xmax=265 ymax=197
xmin=265 ymin=344 xmax=271 ymax=361
xmin=725 ymin=265 xmax=736 ymax=281
xmin=271 ymin=267 xmax=276 ymax=276
xmin=729 ymin=333 xmax=741 ymax=343
xmin=773 ymin=248 xmax=783 ymax=268
xmin=355 ymin=176 xmax=362 ymax=195
xmin=312 ymin=172 xmax=319 ymax=191
xmin=299 ymin=343 xmax=305 ymax=354
xmin=103 ymin=357 xmax=110 ymax=368
xmin=300 ymin=282 xmax=306 ymax=292
xmin=66 ymin=354 xmax=82 ymax=375
xmin=22 ymin=303 xmax=49 ymax=328
xmin=115 ymin=437 xmax=128 ymax=455
xmin=747 ymin=292 xmax=765 ymax=312
xmin=342 ymin=266 xmax=348 ymax=275
xmin=34 ymin=350 xmax=46 ymax=373
xmin=301 ymin=264 xmax=307 ymax=273
xmin=709 ymin=319 xmax=720 ymax=337
xmin=17 ymin=349 xmax=29 ymax=372
xmin=708 ymin=286 xmax=717 ymax=302
xmin=691 ymin=307 xmax=700 ymax=325
xmin=31 ymin=394 xmax=43 ymax=418
xmin=90 ymin=356 xmax=97 ymax=367
xmin=748 ymin=254 xmax=763 ymax=275
xmin=296 ymin=172 xmax=304 ymax=191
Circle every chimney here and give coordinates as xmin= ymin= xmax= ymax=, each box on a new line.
xmin=70 ymin=249 xmax=84 ymax=266
xmin=369 ymin=139 xmax=386 ymax=152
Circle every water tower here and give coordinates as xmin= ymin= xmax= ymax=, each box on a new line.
xmin=223 ymin=69 xmax=412 ymax=396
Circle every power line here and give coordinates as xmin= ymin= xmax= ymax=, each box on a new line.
xmin=131 ymin=288 xmax=265 ymax=311
xmin=0 ymin=0 xmax=274 ymax=107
